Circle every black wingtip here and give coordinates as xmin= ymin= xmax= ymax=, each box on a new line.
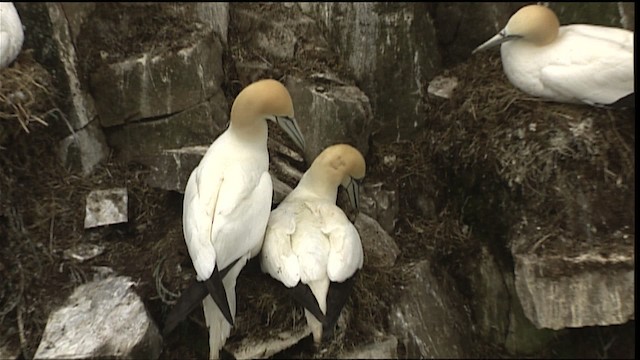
xmin=322 ymin=272 xmax=358 ymax=341
xmin=609 ymin=92 xmax=635 ymax=109
xmin=204 ymin=265 xmax=234 ymax=326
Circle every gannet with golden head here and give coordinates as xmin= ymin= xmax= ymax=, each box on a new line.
xmin=261 ymin=144 xmax=366 ymax=345
xmin=473 ymin=4 xmax=634 ymax=107
xmin=0 ymin=2 xmax=24 ymax=69
xmin=174 ymin=79 xmax=305 ymax=359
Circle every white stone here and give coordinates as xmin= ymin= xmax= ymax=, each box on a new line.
xmin=228 ymin=328 xmax=312 ymax=359
xmin=63 ymin=243 xmax=105 ymax=262
xmin=428 ymin=75 xmax=459 ymax=99
xmin=34 ymin=276 xmax=162 ymax=359
xmin=84 ymin=188 xmax=128 ymax=229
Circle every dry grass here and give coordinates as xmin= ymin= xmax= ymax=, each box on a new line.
xmin=0 ymin=52 xmax=59 ymax=142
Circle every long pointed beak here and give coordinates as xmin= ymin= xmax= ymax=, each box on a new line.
xmin=472 ymin=29 xmax=520 ymax=54
xmin=344 ymin=177 xmax=361 ymax=210
xmin=275 ymin=116 xmax=306 ymax=150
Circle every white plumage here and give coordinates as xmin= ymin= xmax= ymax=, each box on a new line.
xmin=0 ymin=2 xmax=24 ymax=69
xmin=473 ymin=4 xmax=634 ymax=106
xmin=182 ymin=79 xmax=304 ymax=359
xmin=261 ymin=144 xmax=366 ymax=344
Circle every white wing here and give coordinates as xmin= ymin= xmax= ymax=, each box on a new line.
xmin=320 ymin=205 xmax=364 ymax=282
xmin=261 ymin=203 xmax=305 ymax=288
xmin=210 ymin=167 xmax=272 ymax=270
xmin=541 ymin=25 xmax=634 ymax=105
xmin=183 ymin=152 xmax=224 ymax=281
xmin=183 ymin=137 xmax=271 ymax=281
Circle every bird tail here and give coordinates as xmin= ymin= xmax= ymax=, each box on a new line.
xmin=305 ymin=278 xmax=330 ymax=344
xmin=203 ymin=295 xmax=232 ymax=360
xmin=202 ymin=256 xmax=248 ymax=359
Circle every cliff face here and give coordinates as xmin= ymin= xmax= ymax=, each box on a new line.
xmin=1 ymin=2 xmax=635 ymax=359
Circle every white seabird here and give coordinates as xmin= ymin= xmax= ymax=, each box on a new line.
xmin=165 ymin=79 xmax=305 ymax=360
xmin=473 ymin=4 xmax=634 ymax=107
xmin=0 ymin=2 xmax=24 ymax=69
xmin=261 ymin=143 xmax=366 ymax=345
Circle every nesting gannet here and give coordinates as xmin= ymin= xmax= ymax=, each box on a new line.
xmin=171 ymin=79 xmax=305 ymax=359
xmin=0 ymin=2 xmax=24 ymax=69
xmin=473 ymin=4 xmax=634 ymax=107
xmin=261 ymin=144 xmax=366 ymax=345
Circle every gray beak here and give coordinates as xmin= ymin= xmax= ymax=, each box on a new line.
xmin=345 ymin=177 xmax=361 ymax=210
xmin=472 ymin=29 xmax=521 ymax=54
xmin=275 ymin=116 xmax=306 ymax=150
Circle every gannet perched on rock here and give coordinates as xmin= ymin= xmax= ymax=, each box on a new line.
xmin=261 ymin=144 xmax=366 ymax=345
xmin=473 ymin=4 xmax=634 ymax=107
xmin=0 ymin=2 xmax=24 ymax=69
xmin=169 ymin=79 xmax=305 ymax=359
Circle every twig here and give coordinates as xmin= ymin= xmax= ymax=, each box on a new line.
xmin=17 ymin=303 xmax=28 ymax=359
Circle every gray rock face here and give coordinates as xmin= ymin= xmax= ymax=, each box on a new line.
xmin=139 ymin=146 xmax=208 ymax=193
xmin=15 ymin=3 xmax=98 ymax=131
xmin=467 ymin=246 xmax=555 ymax=355
xmin=300 ymin=3 xmax=442 ymax=141
xmin=34 ymin=276 xmax=162 ymax=359
xmin=197 ymin=3 xmax=229 ymax=43
xmin=285 ymin=76 xmax=373 ymax=164
xmin=105 ymin=97 xmax=227 ymax=161
xmin=389 ymin=260 xmax=471 ymax=358
xmin=359 ymin=182 xmax=399 ymax=235
xmin=433 ymin=3 xmax=527 ymax=65
xmin=337 ymin=335 xmax=398 ymax=359
xmin=58 ymin=121 xmax=109 ymax=176
xmin=91 ymin=30 xmax=224 ymax=127
xmin=514 ymin=252 xmax=635 ymax=330
xmin=468 ymin=246 xmax=510 ymax=345
xmin=16 ymin=3 xmax=109 ymax=176
xmin=354 ymin=213 xmax=400 ymax=268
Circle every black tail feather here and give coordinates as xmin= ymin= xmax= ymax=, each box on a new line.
xmin=288 ymin=282 xmax=326 ymax=323
xmin=322 ymin=272 xmax=358 ymax=342
xmin=163 ymin=258 xmax=242 ymax=336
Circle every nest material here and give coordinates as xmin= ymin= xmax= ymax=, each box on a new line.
xmin=0 ymin=52 xmax=59 ymax=142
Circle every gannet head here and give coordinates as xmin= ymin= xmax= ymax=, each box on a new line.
xmin=230 ymin=79 xmax=305 ymax=149
xmin=309 ymin=144 xmax=366 ymax=209
xmin=472 ymin=4 xmax=559 ymax=53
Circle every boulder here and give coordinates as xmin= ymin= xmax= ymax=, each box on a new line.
xmin=389 ymin=260 xmax=471 ymax=358
xmin=514 ymin=251 xmax=635 ymax=330
xmin=354 ymin=213 xmax=400 ymax=268
xmin=285 ymin=76 xmax=373 ymax=164
xmin=34 ymin=276 xmax=162 ymax=359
